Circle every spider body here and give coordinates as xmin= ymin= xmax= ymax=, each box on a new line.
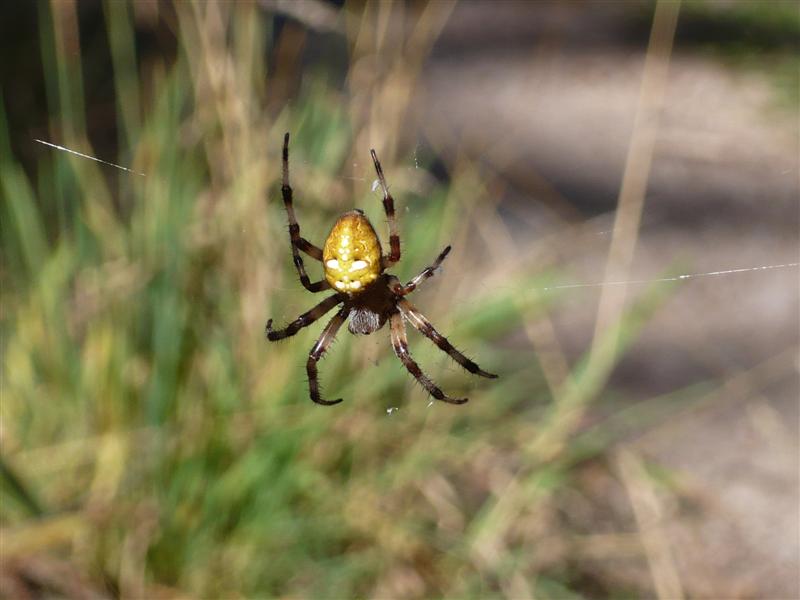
xmin=322 ymin=210 xmax=382 ymax=293
xmin=266 ymin=133 xmax=497 ymax=405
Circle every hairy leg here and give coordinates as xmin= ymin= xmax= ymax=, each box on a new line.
xmin=370 ymin=149 xmax=401 ymax=268
xmin=397 ymin=298 xmax=498 ymax=379
xmin=389 ymin=312 xmax=467 ymax=404
xmin=265 ymin=293 xmax=343 ymax=341
xmin=307 ymin=306 xmax=350 ymax=405
xmin=281 ymin=132 xmax=329 ymax=292
xmin=390 ymin=246 xmax=451 ymax=296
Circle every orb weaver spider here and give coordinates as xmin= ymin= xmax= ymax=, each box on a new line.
xmin=266 ymin=133 xmax=498 ymax=405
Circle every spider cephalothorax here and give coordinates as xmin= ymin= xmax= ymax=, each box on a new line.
xmin=266 ymin=133 xmax=497 ymax=405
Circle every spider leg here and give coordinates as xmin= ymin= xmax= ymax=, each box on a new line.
xmin=370 ymin=149 xmax=401 ymax=268
xmin=308 ymin=306 xmax=350 ymax=405
xmin=281 ymin=133 xmax=329 ymax=292
xmin=265 ymin=293 xmax=343 ymax=341
xmin=389 ymin=312 xmax=467 ymax=404
xmin=397 ymin=298 xmax=498 ymax=379
xmin=390 ymin=246 xmax=452 ymax=296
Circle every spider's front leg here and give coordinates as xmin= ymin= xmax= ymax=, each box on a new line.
xmin=281 ymin=132 xmax=329 ymax=293
xmin=370 ymin=149 xmax=401 ymax=269
xmin=265 ymin=294 xmax=343 ymax=341
xmin=389 ymin=312 xmax=467 ymax=404
xmin=398 ymin=298 xmax=498 ymax=379
xmin=307 ymin=306 xmax=350 ymax=405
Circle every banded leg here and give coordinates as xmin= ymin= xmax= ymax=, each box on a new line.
xmin=398 ymin=298 xmax=498 ymax=379
xmin=390 ymin=312 xmax=467 ymax=404
xmin=266 ymin=293 xmax=343 ymax=341
xmin=390 ymin=246 xmax=452 ymax=296
xmin=308 ymin=306 xmax=350 ymax=405
xmin=370 ymin=149 xmax=401 ymax=268
xmin=281 ymin=133 xmax=329 ymax=292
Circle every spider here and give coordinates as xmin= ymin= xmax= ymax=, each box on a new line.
xmin=266 ymin=133 xmax=498 ymax=405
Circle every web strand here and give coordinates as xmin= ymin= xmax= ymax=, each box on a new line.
xmin=542 ymin=262 xmax=800 ymax=291
xmin=34 ymin=139 xmax=146 ymax=177
xmin=33 ymin=138 xmax=797 ymax=293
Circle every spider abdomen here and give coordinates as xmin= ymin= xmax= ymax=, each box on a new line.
xmin=322 ymin=210 xmax=382 ymax=294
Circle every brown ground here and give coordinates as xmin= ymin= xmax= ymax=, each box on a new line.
xmin=414 ymin=2 xmax=799 ymax=597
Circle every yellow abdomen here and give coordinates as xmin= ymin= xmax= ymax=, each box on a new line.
xmin=323 ymin=210 xmax=382 ymax=294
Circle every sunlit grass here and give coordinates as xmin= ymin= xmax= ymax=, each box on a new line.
xmin=0 ymin=2 xmax=699 ymax=597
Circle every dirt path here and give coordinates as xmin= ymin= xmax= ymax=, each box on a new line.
xmin=415 ymin=2 xmax=799 ymax=596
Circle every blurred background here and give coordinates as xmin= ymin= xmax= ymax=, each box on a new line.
xmin=1 ymin=1 xmax=798 ymax=598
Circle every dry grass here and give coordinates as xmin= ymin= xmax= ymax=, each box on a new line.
xmin=5 ymin=1 xmax=793 ymax=598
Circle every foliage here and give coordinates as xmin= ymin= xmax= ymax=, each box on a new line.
xmin=1 ymin=3 xmax=684 ymax=597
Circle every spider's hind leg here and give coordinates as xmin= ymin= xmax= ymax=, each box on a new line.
xmin=281 ymin=133 xmax=329 ymax=292
xmin=370 ymin=149 xmax=401 ymax=268
xmin=390 ymin=246 xmax=452 ymax=296
xmin=397 ymin=298 xmax=498 ymax=379
xmin=389 ymin=312 xmax=467 ymax=404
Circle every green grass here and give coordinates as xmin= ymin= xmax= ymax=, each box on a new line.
xmin=1 ymin=3 xmax=694 ymax=598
